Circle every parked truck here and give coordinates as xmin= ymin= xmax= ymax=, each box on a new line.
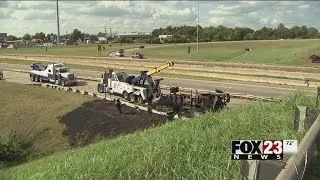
xmin=29 ymin=63 xmax=78 ymax=86
xmin=97 ymin=61 xmax=174 ymax=104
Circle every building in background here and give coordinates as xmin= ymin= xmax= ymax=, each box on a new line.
xmin=0 ymin=33 xmax=8 ymax=48
xmin=115 ymin=32 xmax=152 ymax=42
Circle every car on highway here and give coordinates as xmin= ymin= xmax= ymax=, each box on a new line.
xmin=132 ymin=52 xmax=144 ymax=59
xmin=116 ymin=51 xmax=124 ymax=57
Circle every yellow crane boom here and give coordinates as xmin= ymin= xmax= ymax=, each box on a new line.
xmin=146 ymin=60 xmax=174 ymax=76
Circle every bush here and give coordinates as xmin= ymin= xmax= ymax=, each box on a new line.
xmin=65 ymin=40 xmax=74 ymax=45
xmin=150 ymin=37 xmax=161 ymax=44
xmin=0 ymin=130 xmax=26 ymax=162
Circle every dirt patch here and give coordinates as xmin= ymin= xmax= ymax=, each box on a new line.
xmin=59 ymin=99 xmax=168 ymax=146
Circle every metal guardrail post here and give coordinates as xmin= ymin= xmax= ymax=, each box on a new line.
xmin=317 ymin=86 xmax=320 ymax=107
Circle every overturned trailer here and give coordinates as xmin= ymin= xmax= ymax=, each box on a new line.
xmin=154 ymin=86 xmax=231 ymax=118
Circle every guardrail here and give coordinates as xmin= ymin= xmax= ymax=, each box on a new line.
xmin=2 ymin=68 xmax=283 ymax=102
xmin=275 ymin=108 xmax=320 ymax=180
xmin=241 ymin=106 xmax=320 ymax=180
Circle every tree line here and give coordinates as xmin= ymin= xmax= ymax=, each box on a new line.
xmin=7 ymin=23 xmax=320 ymax=44
xmin=151 ymin=23 xmax=320 ymax=43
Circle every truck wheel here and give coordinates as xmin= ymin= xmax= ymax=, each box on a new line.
xmin=129 ymin=93 xmax=136 ymax=102
xmin=137 ymin=96 xmax=144 ymax=104
xmin=35 ymin=75 xmax=39 ymax=82
xmin=97 ymin=84 xmax=104 ymax=93
xmin=123 ymin=91 xmax=129 ymax=99
xmin=30 ymin=74 xmax=34 ymax=81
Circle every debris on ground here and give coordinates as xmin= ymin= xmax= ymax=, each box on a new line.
xmin=59 ymin=99 xmax=168 ymax=147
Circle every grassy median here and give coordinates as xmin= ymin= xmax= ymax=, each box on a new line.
xmin=3 ymin=92 xmax=317 ymax=179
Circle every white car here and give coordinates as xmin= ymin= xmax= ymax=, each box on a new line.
xmin=116 ymin=51 xmax=124 ymax=57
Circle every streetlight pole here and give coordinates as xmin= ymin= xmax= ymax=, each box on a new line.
xmin=56 ymin=0 xmax=60 ymax=46
xmin=197 ymin=0 xmax=199 ymax=54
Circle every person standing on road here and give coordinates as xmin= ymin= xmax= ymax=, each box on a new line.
xmin=115 ymin=98 xmax=122 ymax=114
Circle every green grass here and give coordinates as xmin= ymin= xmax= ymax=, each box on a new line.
xmin=0 ymin=43 xmax=147 ymax=57
xmin=136 ymin=39 xmax=320 ymax=66
xmin=3 ymin=93 xmax=318 ymax=180
xmin=0 ymin=81 xmax=91 ymax=161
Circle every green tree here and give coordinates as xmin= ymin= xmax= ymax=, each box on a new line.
xmin=33 ymin=32 xmax=46 ymax=40
xmin=22 ymin=34 xmax=31 ymax=40
xmin=97 ymin=32 xmax=105 ymax=37
xmin=7 ymin=35 xmax=17 ymax=41
xmin=70 ymin=29 xmax=84 ymax=42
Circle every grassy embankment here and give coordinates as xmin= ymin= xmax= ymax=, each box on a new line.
xmin=3 ymin=91 xmax=319 ymax=179
xmin=1 ymin=40 xmax=320 ymax=66
xmin=136 ymin=39 xmax=320 ymax=66
xmin=0 ymin=81 xmax=91 ymax=163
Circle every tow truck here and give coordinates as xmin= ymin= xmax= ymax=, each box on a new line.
xmin=97 ymin=61 xmax=174 ymax=103
xmin=29 ymin=63 xmax=78 ymax=86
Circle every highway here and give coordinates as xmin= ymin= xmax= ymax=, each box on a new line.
xmin=1 ymin=63 xmax=315 ymax=98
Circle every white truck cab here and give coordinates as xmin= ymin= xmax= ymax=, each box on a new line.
xmin=98 ymin=70 xmax=149 ymax=103
xmin=29 ymin=63 xmax=77 ymax=86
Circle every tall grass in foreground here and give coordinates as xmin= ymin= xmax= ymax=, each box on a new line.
xmin=3 ymin=93 xmax=317 ymax=180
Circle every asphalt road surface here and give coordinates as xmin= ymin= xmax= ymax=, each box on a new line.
xmin=2 ymin=70 xmax=250 ymax=108
xmin=1 ymin=63 xmax=314 ymax=98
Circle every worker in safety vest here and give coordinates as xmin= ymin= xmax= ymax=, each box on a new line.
xmin=115 ymin=98 xmax=122 ymax=114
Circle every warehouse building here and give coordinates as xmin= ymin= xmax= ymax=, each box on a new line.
xmin=115 ymin=32 xmax=152 ymax=39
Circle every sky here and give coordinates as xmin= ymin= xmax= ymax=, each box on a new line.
xmin=1 ymin=1 xmax=319 ymax=37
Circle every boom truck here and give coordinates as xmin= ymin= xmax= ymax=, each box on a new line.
xmin=29 ymin=63 xmax=78 ymax=86
xmin=97 ymin=61 xmax=175 ymax=104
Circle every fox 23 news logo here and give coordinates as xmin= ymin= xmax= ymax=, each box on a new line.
xmin=231 ymin=140 xmax=287 ymax=160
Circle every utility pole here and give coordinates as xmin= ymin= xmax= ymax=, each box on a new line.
xmin=56 ymin=0 xmax=60 ymax=46
xmin=104 ymin=27 xmax=107 ymax=36
xmin=197 ymin=0 xmax=199 ymax=54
